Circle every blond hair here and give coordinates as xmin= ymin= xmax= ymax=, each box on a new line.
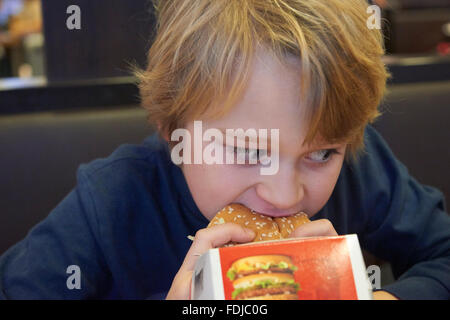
xmin=137 ymin=0 xmax=390 ymax=162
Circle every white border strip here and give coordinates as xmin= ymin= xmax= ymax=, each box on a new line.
xmin=346 ymin=234 xmax=373 ymax=300
xmin=210 ymin=249 xmax=225 ymax=299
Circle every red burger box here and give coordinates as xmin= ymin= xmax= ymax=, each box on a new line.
xmin=191 ymin=234 xmax=373 ymax=300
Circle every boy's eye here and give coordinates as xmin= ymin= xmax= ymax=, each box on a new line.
xmin=225 ymin=145 xmax=266 ymax=165
xmin=306 ymin=149 xmax=339 ymax=163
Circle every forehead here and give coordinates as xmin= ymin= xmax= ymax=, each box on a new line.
xmin=203 ymin=50 xmax=320 ymax=150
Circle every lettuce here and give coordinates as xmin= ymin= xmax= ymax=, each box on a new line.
xmin=232 ymin=287 xmax=245 ymax=299
xmin=227 ymin=269 xmax=237 ymax=281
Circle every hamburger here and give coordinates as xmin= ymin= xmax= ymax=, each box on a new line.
xmin=227 ymin=255 xmax=300 ymax=300
xmin=207 ymin=203 xmax=310 ymax=243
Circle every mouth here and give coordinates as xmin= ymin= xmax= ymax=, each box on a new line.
xmin=247 ymin=206 xmax=302 ymax=218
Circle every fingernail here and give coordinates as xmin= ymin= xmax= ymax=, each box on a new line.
xmin=245 ymin=228 xmax=255 ymax=238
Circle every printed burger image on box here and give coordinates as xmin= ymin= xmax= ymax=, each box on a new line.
xmin=191 ymin=234 xmax=373 ymax=300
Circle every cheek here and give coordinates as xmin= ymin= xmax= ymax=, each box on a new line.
xmin=182 ymin=164 xmax=254 ymax=220
xmin=303 ymin=161 xmax=344 ymax=214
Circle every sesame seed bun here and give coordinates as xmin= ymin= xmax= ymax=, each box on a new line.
xmin=207 ymin=203 xmax=310 ymax=243
xmin=233 ymin=272 xmax=296 ymax=289
xmin=227 ymin=255 xmax=297 ymax=280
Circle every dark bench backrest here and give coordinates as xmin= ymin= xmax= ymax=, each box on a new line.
xmin=1 ymin=81 xmax=449 ymax=254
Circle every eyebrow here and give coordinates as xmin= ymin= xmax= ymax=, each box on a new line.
xmin=215 ymin=128 xmax=347 ymax=152
xmin=217 ymin=128 xmax=272 ymax=146
xmin=305 ymin=141 xmax=346 ymax=151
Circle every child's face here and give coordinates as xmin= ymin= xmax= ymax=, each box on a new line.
xmin=180 ymin=50 xmax=347 ymax=221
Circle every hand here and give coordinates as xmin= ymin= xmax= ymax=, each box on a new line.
xmin=373 ymin=290 xmax=399 ymax=300
xmin=288 ymin=218 xmax=338 ymax=238
xmin=166 ymin=223 xmax=255 ymax=300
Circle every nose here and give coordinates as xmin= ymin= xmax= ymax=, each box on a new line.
xmin=255 ymin=162 xmax=304 ymax=211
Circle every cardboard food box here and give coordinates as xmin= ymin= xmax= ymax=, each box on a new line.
xmin=191 ymin=234 xmax=372 ymax=300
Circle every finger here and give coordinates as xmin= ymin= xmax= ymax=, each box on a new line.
xmin=181 ymin=223 xmax=255 ymax=272
xmin=288 ymin=219 xmax=338 ymax=238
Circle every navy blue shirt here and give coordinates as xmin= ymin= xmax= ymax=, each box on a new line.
xmin=0 ymin=125 xmax=449 ymax=299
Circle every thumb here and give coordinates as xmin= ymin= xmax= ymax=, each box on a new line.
xmin=181 ymin=223 xmax=255 ymax=272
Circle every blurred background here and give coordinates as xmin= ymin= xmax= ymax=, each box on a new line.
xmin=0 ymin=0 xmax=449 ymax=286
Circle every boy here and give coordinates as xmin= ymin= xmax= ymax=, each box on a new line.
xmin=1 ymin=0 xmax=449 ymax=300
